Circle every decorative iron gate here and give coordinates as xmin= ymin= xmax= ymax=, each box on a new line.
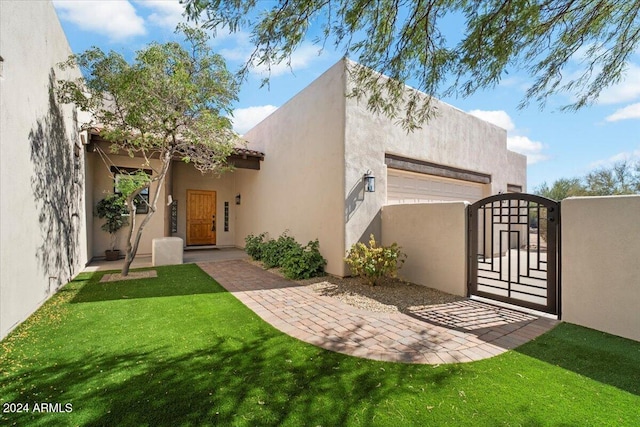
xmin=468 ymin=193 xmax=560 ymax=315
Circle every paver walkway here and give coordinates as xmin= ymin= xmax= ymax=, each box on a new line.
xmin=198 ymin=260 xmax=558 ymax=364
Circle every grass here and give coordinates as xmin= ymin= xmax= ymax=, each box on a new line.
xmin=1 ymin=264 xmax=639 ymax=426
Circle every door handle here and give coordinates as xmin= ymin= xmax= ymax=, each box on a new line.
xmin=211 ymin=214 xmax=216 ymax=232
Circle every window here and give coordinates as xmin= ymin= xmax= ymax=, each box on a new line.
xmin=110 ymin=166 xmax=151 ymax=214
xmin=507 ymin=184 xmax=523 ymax=193
xmin=224 ymin=202 xmax=229 ymax=232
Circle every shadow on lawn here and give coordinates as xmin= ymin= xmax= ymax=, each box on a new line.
xmin=0 ymin=328 xmax=465 ymax=427
xmin=71 ymin=265 xmax=227 ymax=303
xmin=515 ymin=323 xmax=640 ymax=396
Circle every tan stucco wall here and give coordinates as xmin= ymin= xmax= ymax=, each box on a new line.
xmin=85 ymin=149 xmax=97 ymax=263
xmin=381 ymin=203 xmax=468 ymax=296
xmin=90 ymin=154 xmax=165 ymax=257
xmin=171 ymin=161 xmax=237 ymax=247
xmin=561 ymin=196 xmax=640 ymax=342
xmin=343 ymin=60 xmax=526 ymax=267
xmin=0 ymin=1 xmax=89 ymax=339
xmin=506 ymin=150 xmax=528 ymax=192
xmin=238 ymin=61 xmax=347 ymax=275
xmin=238 ymin=59 xmax=525 ymax=277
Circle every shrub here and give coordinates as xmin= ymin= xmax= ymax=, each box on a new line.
xmin=345 ymin=234 xmax=406 ymax=285
xmin=96 ymin=194 xmax=129 ymax=251
xmin=244 ymin=231 xmax=327 ymax=279
xmin=261 ymin=232 xmax=300 ymax=268
xmin=244 ymin=233 xmax=267 ymax=260
xmin=281 ymin=239 xmax=327 ymax=280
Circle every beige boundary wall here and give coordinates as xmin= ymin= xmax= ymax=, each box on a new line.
xmin=0 ymin=1 xmax=89 ymax=339
xmin=381 ymin=196 xmax=640 ymax=343
xmin=381 ymin=203 xmax=468 ymax=297
xmin=561 ymin=195 xmax=640 ymax=342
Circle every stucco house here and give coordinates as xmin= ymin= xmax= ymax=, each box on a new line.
xmin=5 ymin=0 xmax=640 ymax=346
xmin=88 ymin=59 xmax=526 ymax=278
xmin=0 ymin=0 xmax=524 ymax=340
xmin=240 ymin=60 xmax=525 ymax=277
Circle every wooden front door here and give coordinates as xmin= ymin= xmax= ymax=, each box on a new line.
xmin=186 ymin=190 xmax=216 ymax=246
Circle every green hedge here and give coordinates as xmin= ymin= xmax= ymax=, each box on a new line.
xmin=244 ymin=231 xmax=326 ymax=279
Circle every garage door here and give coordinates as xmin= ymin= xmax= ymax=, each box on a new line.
xmin=387 ymin=168 xmax=485 ymax=204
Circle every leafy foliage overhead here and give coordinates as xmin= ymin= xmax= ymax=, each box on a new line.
xmin=185 ymin=0 xmax=640 ymax=129
xmin=57 ymin=24 xmax=239 ymax=173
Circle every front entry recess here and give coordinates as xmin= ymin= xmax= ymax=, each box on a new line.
xmin=187 ymin=190 xmax=216 ymax=246
xmin=468 ymin=193 xmax=560 ymax=315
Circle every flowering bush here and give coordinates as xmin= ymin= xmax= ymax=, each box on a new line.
xmin=345 ymin=234 xmax=406 ymax=285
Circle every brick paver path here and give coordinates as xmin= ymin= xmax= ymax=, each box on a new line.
xmin=198 ymin=260 xmax=558 ymax=364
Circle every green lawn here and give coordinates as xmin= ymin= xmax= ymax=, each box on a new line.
xmin=1 ymin=264 xmax=639 ymax=426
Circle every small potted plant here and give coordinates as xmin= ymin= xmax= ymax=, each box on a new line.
xmin=96 ymin=194 xmax=129 ymax=261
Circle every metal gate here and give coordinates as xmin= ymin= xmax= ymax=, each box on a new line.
xmin=468 ymin=193 xmax=560 ymax=315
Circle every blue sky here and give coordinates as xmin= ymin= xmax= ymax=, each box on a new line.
xmin=52 ymin=0 xmax=640 ymax=190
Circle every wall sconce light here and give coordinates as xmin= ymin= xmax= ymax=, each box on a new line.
xmin=364 ymin=170 xmax=375 ymax=193
xmin=235 ymin=194 xmax=241 ymax=205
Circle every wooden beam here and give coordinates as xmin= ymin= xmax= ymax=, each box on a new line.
xmin=384 ymin=153 xmax=491 ymax=184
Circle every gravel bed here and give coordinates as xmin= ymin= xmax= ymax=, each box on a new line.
xmin=245 ymin=260 xmax=463 ymax=313
xmin=304 ymin=276 xmax=464 ymax=313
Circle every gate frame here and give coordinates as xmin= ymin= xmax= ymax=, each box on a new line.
xmin=467 ymin=193 xmax=562 ymax=317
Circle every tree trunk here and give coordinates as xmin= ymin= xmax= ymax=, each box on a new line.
xmin=120 ymin=191 xmax=140 ymax=276
xmin=120 ymin=151 xmax=172 ymax=276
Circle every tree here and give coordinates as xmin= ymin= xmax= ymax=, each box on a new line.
xmin=585 ymin=160 xmax=640 ymax=195
xmin=535 ymin=177 xmax=587 ymax=200
xmin=57 ymin=25 xmax=240 ymax=276
xmin=184 ymin=0 xmax=640 ymax=130
xmin=535 ymin=161 xmax=640 ymax=200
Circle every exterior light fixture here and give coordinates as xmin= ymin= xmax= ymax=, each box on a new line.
xmin=235 ymin=194 xmax=241 ymax=205
xmin=364 ymin=170 xmax=375 ymax=193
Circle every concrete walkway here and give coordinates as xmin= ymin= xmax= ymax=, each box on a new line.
xmin=198 ymin=260 xmax=559 ymax=365
xmin=84 ymin=247 xmax=248 ymax=272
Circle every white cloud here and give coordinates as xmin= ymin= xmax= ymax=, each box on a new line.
xmin=497 ymin=76 xmax=531 ymax=94
xmin=232 ymin=105 xmax=278 ymax=134
xmin=605 ymin=102 xmax=640 ymax=122
xmin=468 ymin=110 xmax=515 ymax=132
xmin=507 ymin=135 xmax=548 ymax=165
xmin=562 ymin=47 xmax=640 ymax=106
xmin=54 ymin=0 xmax=146 ymax=40
xmin=218 ymin=31 xmax=254 ymax=62
xmin=206 ymin=23 xmax=327 ymax=76
xmin=498 ymin=77 xmax=522 ymax=88
xmin=136 ymin=0 xmax=186 ymax=30
xmin=570 ymin=44 xmax=594 ymax=62
xmin=209 ymin=26 xmax=248 ymax=45
xmin=218 ymin=35 xmax=322 ymax=76
xmin=253 ymin=44 xmax=323 ymax=77
xmin=597 ymin=64 xmax=640 ymax=105
xmin=589 ymin=148 xmax=640 ymax=169
xmin=469 ymin=109 xmax=547 ymax=164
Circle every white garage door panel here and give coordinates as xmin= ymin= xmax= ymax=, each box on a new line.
xmin=387 ymin=169 xmax=484 ymax=204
